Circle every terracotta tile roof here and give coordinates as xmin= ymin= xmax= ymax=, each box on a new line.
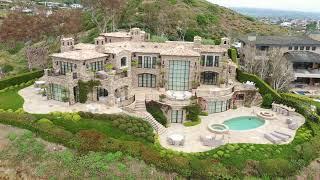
xmin=100 ymin=32 xmax=131 ymax=38
xmin=51 ymin=50 xmax=107 ymax=61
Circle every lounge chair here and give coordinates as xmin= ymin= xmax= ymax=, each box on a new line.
xmin=264 ymin=133 xmax=282 ymax=144
xmin=288 ymin=122 xmax=299 ymax=130
xmin=274 ymin=131 xmax=292 ymax=138
xmin=167 ymin=137 xmax=174 ymax=145
xmin=271 ymin=132 xmax=290 ymax=141
xmin=179 ymin=136 xmax=185 ymax=146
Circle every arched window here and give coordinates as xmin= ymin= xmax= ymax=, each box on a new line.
xmin=121 ymin=57 xmax=127 ymax=67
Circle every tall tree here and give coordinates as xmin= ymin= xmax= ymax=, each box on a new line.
xmin=241 ymin=46 xmax=294 ymax=91
xmin=81 ymin=0 xmax=124 ymax=33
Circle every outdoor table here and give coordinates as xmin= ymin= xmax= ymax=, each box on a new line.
xmin=168 ymin=134 xmax=184 ymax=146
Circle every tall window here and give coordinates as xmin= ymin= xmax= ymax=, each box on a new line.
xmin=49 ymin=84 xmax=67 ymax=102
xmin=168 ymin=60 xmax=190 ymax=91
xmin=137 ymin=55 xmax=157 ymax=69
xmin=201 ymin=71 xmax=218 ymax=85
xmin=121 ymin=57 xmax=127 ymax=67
xmin=59 ymin=61 xmax=74 ymax=75
xmin=90 ymin=61 xmax=103 ymax=71
xmin=214 ymin=56 xmax=219 ymax=67
xmin=206 ymin=55 xmax=214 ymax=67
xmin=201 ymin=55 xmax=205 ymax=66
xmin=138 ymin=56 xmax=142 ymax=68
xmin=171 ymin=110 xmax=184 ymax=123
xmin=144 ymin=56 xmax=152 ymax=68
xmin=312 ymin=46 xmax=317 ymax=51
xmin=207 ymin=99 xmax=231 ymax=114
xmin=138 ymin=73 xmax=156 ymax=88
xmin=201 ymin=55 xmax=220 ymax=67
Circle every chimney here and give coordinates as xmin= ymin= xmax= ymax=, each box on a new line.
xmin=220 ymin=37 xmax=230 ymax=47
xmin=193 ymin=36 xmax=202 ymax=48
xmin=61 ymin=37 xmax=74 ymax=52
xmin=95 ymin=36 xmax=105 ymax=53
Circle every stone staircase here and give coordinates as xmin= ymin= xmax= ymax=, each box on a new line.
xmin=122 ymin=93 xmax=167 ymax=135
xmin=136 ymin=111 xmax=167 ymax=135
xmin=134 ymin=99 xmax=147 ymax=111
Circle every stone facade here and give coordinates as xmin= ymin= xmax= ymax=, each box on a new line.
xmin=41 ymin=27 xmax=257 ymax=124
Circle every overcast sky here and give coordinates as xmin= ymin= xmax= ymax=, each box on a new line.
xmin=208 ymin=0 xmax=320 ymax=12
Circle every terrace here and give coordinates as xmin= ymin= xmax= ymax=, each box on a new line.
xmin=159 ymin=106 xmax=305 ymax=152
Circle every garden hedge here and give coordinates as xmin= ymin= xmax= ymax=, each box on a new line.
xmin=228 ymin=48 xmax=238 ymax=65
xmin=236 ymin=69 xmax=281 ymax=100
xmin=0 ymin=70 xmax=43 ymax=90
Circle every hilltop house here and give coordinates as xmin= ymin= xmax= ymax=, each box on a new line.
xmin=238 ymin=35 xmax=320 ymax=86
xmin=42 ymin=28 xmax=258 ymax=124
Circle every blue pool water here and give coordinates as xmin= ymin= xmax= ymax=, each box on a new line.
xmin=223 ymin=116 xmax=265 ymax=130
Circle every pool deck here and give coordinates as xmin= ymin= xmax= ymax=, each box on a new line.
xmin=159 ymin=107 xmax=305 ymax=152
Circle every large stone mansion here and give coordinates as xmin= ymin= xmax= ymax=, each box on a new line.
xmin=42 ymin=28 xmax=258 ymax=123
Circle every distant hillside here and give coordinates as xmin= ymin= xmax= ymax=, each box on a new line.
xmin=118 ymin=0 xmax=289 ymax=41
xmin=232 ymin=7 xmax=320 ymax=20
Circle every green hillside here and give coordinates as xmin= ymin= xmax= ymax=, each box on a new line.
xmin=118 ymin=0 xmax=288 ymax=41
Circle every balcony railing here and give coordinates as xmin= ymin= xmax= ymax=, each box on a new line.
xmin=118 ymin=95 xmax=135 ymax=107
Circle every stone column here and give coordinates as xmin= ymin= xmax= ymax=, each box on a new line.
xmin=92 ymin=87 xmax=98 ymax=102
xmin=69 ymin=86 xmax=75 ymax=105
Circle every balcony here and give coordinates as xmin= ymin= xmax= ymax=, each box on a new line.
xmin=294 ymin=68 xmax=320 ymax=78
xmin=196 ymin=85 xmax=234 ymax=98
xmin=95 ymin=70 xmax=128 ymax=80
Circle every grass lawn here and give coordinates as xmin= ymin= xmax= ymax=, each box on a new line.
xmin=0 ymin=88 xmax=24 ymax=110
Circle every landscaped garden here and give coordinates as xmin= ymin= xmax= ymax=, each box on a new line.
xmin=0 ymin=70 xmax=319 ymax=178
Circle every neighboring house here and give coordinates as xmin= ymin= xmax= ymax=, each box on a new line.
xmin=0 ymin=0 xmax=12 ymax=8
xmin=42 ymin=28 xmax=258 ymax=124
xmin=238 ymin=35 xmax=320 ymax=86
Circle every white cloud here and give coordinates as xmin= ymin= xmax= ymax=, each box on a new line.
xmin=208 ymin=0 xmax=320 ymax=12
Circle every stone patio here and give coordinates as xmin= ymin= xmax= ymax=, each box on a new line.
xmin=19 ymin=86 xmax=123 ymax=114
xmin=159 ymin=106 xmax=305 ymax=153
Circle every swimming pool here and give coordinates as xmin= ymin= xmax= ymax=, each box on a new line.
xmin=223 ymin=116 xmax=265 ymax=131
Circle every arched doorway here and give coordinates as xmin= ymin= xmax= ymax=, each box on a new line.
xmin=97 ymin=87 xmax=108 ymax=101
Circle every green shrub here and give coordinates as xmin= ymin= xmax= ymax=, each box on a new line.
xmin=199 ymin=111 xmax=208 ymax=116
xmin=262 ymin=94 xmax=273 ymax=108
xmin=146 ymin=101 xmax=167 ymax=126
xmin=184 ymin=104 xmax=202 ymax=122
xmin=7 ymin=41 xmax=24 ymax=54
xmin=260 ymin=159 xmax=294 ymax=177
xmin=183 ymin=120 xmax=201 ymax=127
xmin=37 ymin=118 xmax=53 ymax=126
xmin=228 ymin=48 xmax=238 ymax=64
xmin=150 ymin=35 xmax=168 ymax=43
xmin=72 ymin=114 xmax=81 ymax=122
xmin=0 ymin=70 xmax=43 ymax=90
xmin=236 ymin=69 xmax=281 ymax=100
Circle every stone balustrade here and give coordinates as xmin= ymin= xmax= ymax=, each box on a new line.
xmin=271 ymin=103 xmax=295 ymax=116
